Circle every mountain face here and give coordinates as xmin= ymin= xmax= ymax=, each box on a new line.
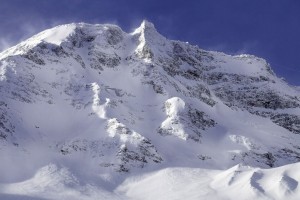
xmin=1 ymin=20 xmax=300 ymax=199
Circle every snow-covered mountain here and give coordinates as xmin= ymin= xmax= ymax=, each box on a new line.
xmin=1 ymin=20 xmax=300 ymax=199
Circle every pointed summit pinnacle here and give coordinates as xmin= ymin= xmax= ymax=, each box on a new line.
xmin=132 ymin=20 xmax=158 ymax=36
xmin=140 ymin=20 xmax=156 ymax=30
xmin=132 ymin=20 xmax=167 ymax=61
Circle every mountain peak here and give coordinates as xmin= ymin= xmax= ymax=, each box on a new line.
xmin=132 ymin=20 xmax=159 ymax=36
xmin=140 ymin=20 xmax=156 ymax=30
xmin=131 ymin=20 xmax=167 ymax=60
xmin=1 ymin=20 xmax=300 ymax=199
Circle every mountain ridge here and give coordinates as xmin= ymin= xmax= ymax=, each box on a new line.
xmin=1 ymin=20 xmax=300 ymax=199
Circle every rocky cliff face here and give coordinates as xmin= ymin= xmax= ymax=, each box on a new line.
xmin=1 ymin=21 xmax=300 ymax=174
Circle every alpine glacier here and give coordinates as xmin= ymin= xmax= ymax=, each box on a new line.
xmin=0 ymin=20 xmax=300 ymax=199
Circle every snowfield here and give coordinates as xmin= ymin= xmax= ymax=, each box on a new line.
xmin=1 ymin=163 xmax=300 ymax=200
xmin=0 ymin=20 xmax=300 ymax=199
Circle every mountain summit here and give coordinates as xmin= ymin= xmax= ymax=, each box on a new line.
xmin=1 ymin=21 xmax=300 ymax=199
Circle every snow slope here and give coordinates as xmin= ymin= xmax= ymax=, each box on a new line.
xmin=1 ymin=162 xmax=300 ymax=200
xmin=118 ymin=162 xmax=300 ymax=200
xmin=0 ymin=20 xmax=300 ymax=199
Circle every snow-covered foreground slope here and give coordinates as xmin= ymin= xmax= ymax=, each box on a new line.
xmin=1 ymin=20 xmax=300 ymax=199
xmin=1 ymin=162 xmax=300 ymax=200
xmin=118 ymin=162 xmax=300 ymax=200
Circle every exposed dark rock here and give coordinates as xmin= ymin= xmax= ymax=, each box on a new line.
xmin=22 ymin=50 xmax=45 ymax=65
xmin=270 ymin=114 xmax=300 ymax=134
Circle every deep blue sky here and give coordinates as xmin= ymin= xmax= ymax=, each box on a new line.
xmin=1 ymin=0 xmax=300 ymax=85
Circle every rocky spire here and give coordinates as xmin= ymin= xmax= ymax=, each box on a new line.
xmin=132 ymin=20 xmax=167 ymax=60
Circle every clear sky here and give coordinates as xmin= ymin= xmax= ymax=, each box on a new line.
xmin=1 ymin=0 xmax=299 ymax=85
